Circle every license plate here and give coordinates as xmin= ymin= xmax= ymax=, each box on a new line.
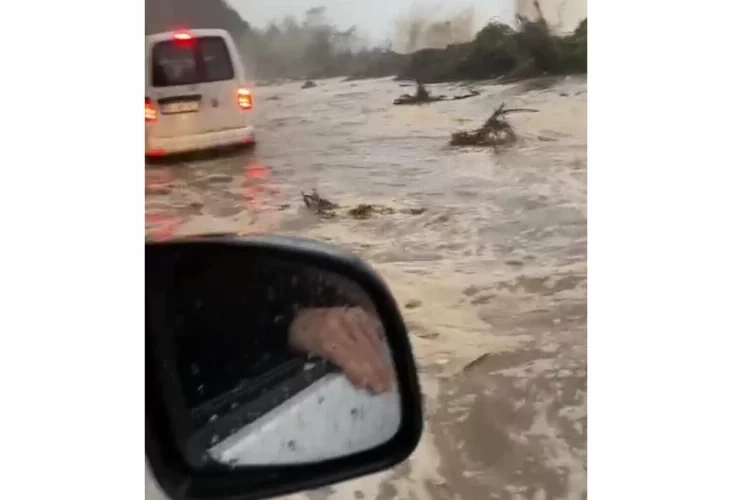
xmin=161 ymin=101 xmax=200 ymax=114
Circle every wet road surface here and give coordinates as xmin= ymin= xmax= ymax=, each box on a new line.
xmin=146 ymin=75 xmax=587 ymax=500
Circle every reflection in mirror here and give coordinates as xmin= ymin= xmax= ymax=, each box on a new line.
xmin=146 ymin=244 xmax=402 ymax=467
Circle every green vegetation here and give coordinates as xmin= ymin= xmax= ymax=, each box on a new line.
xmin=399 ymin=12 xmax=587 ymax=83
xmin=145 ymin=0 xmax=586 ymax=84
xmin=146 ymin=1 xmax=408 ymax=81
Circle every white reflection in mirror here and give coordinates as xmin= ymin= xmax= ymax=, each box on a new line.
xmin=152 ymin=246 xmax=402 ymax=466
xmin=209 ymin=345 xmax=400 ymax=466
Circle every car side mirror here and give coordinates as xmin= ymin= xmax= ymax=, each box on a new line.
xmin=145 ymin=235 xmax=423 ymax=500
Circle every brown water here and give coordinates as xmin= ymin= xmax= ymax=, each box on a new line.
xmin=146 ymin=75 xmax=587 ymax=500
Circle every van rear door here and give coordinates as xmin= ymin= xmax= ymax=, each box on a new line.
xmin=196 ymin=36 xmax=247 ymax=132
xmin=148 ymin=34 xmax=245 ymax=137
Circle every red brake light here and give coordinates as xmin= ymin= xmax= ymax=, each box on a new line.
xmin=145 ymin=98 xmax=157 ymax=123
xmin=173 ymin=31 xmax=192 ymax=41
xmin=238 ymin=88 xmax=253 ymax=110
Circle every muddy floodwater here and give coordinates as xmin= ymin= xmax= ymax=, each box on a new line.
xmin=146 ymin=75 xmax=587 ymax=500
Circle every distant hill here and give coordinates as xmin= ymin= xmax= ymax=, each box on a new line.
xmin=144 ymin=0 xmax=408 ymax=81
xmin=145 ymin=0 xmax=249 ymax=38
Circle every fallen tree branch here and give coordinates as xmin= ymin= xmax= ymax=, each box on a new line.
xmin=394 ymin=81 xmax=482 ymax=106
xmin=300 ymin=192 xmax=424 ymax=221
xmin=501 ymin=107 xmax=539 ymax=114
xmin=450 ymin=104 xmax=537 ymax=147
xmin=301 ymin=189 xmax=338 ymax=217
xmin=451 ymin=89 xmax=482 ymax=101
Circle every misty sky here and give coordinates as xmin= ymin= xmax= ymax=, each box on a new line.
xmin=226 ymin=0 xmax=517 ymax=42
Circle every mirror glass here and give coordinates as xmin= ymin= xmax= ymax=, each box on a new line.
xmin=146 ymin=244 xmax=402 ymax=468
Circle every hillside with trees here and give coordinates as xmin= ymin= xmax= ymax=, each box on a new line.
xmin=145 ymin=0 xmax=586 ymax=83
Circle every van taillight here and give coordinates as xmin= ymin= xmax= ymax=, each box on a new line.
xmin=238 ymin=88 xmax=253 ymax=110
xmin=145 ymin=98 xmax=157 ymax=122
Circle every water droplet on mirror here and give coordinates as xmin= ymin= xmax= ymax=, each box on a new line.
xmin=209 ymin=414 xmax=217 ymax=422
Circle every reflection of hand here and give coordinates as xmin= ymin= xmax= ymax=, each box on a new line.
xmin=288 ymin=307 xmax=395 ymax=394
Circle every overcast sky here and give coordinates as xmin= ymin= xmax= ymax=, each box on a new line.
xmin=225 ymin=0 xmax=517 ymax=43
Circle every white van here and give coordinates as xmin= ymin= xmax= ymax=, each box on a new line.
xmin=145 ymin=29 xmax=255 ymax=157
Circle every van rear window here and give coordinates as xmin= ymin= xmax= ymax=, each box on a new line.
xmin=151 ymin=36 xmax=235 ymax=87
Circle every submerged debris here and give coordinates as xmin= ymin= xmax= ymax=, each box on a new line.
xmin=301 ymin=192 xmax=423 ymax=221
xmin=450 ymin=103 xmax=538 ymax=147
xmin=301 ymin=80 xmax=317 ymax=89
xmin=393 ymin=94 xmax=445 ymax=105
xmin=451 ymin=89 xmax=482 ymax=101
xmin=348 ymin=204 xmax=396 ymax=220
xmin=394 ymin=81 xmax=482 ymax=105
xmin=462 ymin=353 xmax=492 ymax=373
xmin=301 ymin=189 xmax=339 ymax=217
xmin=394 ymin=81 xmax=446 ymax=105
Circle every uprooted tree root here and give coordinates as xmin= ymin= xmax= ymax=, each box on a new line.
xmin=450 ymin=104 xmax=538 ymax=147
xmin=301 ymin=191 xmax=425 ymax=220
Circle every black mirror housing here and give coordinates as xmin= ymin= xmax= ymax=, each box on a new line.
xmin=146 ymin=235 xmax=424 ymax=500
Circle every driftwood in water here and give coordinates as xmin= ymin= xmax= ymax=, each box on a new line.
xmin=348 ymin=204 xmax=396 ymax=220
xmin=301 ymin=191 xmax=425 ymax=221
xmin=301 ymin=189 xmax=338 ymax=217
xmin=394 ymin=82 xmax=446 ymax=105
xmin=451 ymin=89 xmax=481 ymax=101
xmin=301 ymin=80 xmax=317 ymax=89
xmin=450 ymin=104 xmax=538 ymax=147
xmin=394 ymin=81 xmax=482 ymax=106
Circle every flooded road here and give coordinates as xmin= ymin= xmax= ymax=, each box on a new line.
xmin=146 ymin=75 xmax=587 ymax=500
